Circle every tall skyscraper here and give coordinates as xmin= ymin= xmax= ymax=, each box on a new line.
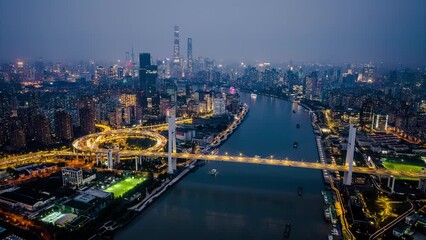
xmin=55 ymin=110 xmax=73 ymax=141
xmin=35 ymin=58 xmax=44 ymax=81
xmin=131 ymin=48 xmax=135 ymax=65
xmin=171 ymin=26 xmax=181 ymax=78
xmin=34 ymin=114 xmax=52 ymax=145
xmin=140 ymin=53 xmax=150 ymax=67
xmin=173 ymin=26 xmax=180 ymax=64
xmin=139 ymin=53 xmax=158 ymax=98
xmin=360 ymin=100 xmax=374 ymax=128
xmin=213 ymin=98 xmax=226 ymax=116
xmin=119 ymin=94 xmax=137 ymax=107
xmin=304 ymin=71 xmax=318 ymax=100
xmin=187 ymin=38 xmax=193 ymax=78
xmin=79 ymin=107 xmax=95 ymax=135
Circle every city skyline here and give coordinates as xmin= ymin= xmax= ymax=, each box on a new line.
xmin=1 ymin=0 xmax=425 ymax=66
xmin=1 ymin=1 xmax=426 ymax=239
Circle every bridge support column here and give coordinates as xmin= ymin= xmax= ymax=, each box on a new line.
xmin=107 ymin=149 xmax=113 ymax=170
xmin=343 ymin=124 xmax=356 ymax=186
xmin=172 ymin=158 xmax=177 ymax=171
xmin=418 ymin=178 xmax=426 ymax=191
xmin=135 ymin=157 xmax=138 ymax=171
xmin=95 ymin=153 xmax=99 ymax=165
xmin=387 ymin=175 xmax=391 ymax=188
xmin=115 ymin=153 xmax=120 ymax=164
xmin=391 ymin=176 xmax=396 ymax=193
xmin=167 ymin=106 xmax=177 ymax=174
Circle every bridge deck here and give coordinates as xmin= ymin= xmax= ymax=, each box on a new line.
xmin=2 ymin=151 xmax=425 ymax=178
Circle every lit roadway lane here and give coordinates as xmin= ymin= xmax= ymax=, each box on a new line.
xmin=369 ymin=201 xmax=415 ymax=240
xmin=95 ymin=124 xmax=111 ymax=132
xmin=110 ymin=152 xmax=426 ymax=178
xmin=138 ymin=113 xmax=212 ymax=131
xmin=72 ymin=130 xmax=167 ymax=153
xmin=3 ymin=151 xmax=426 ymax=179
xmin=0 ymin=151 xmax=74 ymax=169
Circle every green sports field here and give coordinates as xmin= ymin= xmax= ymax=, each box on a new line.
xmin=104 ymin=177 xmax=145 ymax=198
xmin=383 ymin=162 xmax=423 ymax=172
xmin=382 ymin=158 xmax=425 ymax=179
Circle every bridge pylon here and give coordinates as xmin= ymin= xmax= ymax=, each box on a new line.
xmin=167 ymin=106 xmax=177 ymax=174
xmin=418 ymin=178 xmax=426 ymax=192
xmin=107 ymin=149 xmax=113 ymax=170
xmin=343 ymin=124 xmax=356 ymax=186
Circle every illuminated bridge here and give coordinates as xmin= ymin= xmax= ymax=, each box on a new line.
xmin=109 ymin=151 xmax=426 ymax=179
xmin=2 ymin=150 xmax=426 ymax=179
xmin=2 ymin=107 xmax=425 ymax=182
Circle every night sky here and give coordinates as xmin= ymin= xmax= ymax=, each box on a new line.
xmin=1 ymin=0 xmax=425 ymax=65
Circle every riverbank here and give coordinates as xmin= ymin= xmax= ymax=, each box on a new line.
xmin=128 ymin=161 xmax=198 ymax=212
xmin=106 ymin=105 xmax=249 ymax=238
xmin=114 ymin=91 xmax=330 ymax=240
xmin=208 ymin=104 xmax=249 ymax=149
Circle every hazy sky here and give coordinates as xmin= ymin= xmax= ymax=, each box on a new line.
xmin=1 ymin=0 xmax=425 ymax=65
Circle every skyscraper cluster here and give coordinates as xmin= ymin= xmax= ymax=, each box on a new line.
xmin=169 ymin=26 xmax=193 ymax=79
xmin=139 ymin=53 xmax=158 ymax=98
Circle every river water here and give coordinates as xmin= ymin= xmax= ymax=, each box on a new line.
xmin=116 ymin=92 xmax=330 ymax=240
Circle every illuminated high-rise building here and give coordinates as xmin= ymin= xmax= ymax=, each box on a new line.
xmin=371 ymin=113 xmax=388 ymax=132
xmin=187 ymin=37 xmax=193 ymax=78
xmin=171 ymin=26 xmax=181 ymax=78
xmin=55 ymin=110 xmax=73 ymax=141
xmin=173 ymin=26 xmax=180 ymax=64
xmin=34 ymin=114 xmax=52 ymax=145
xmin=304 ymin=72 xmax=318 ymax=100
xmin=360 ymin=100 xmax=374 ymax=128
xmin=139 ymin=53 xmax=158 ymax=97
xmin=361 ymin=64 xmax=375 ymax=83
xmin=213 ymin=98 xmax=226 ymax=116
xmin=119 ymin=94 xmax=137 ymax=107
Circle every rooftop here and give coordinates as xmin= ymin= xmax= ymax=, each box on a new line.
xmin=63 ymin=199 xmax=93 ymax=212
xmin=0 ymin=189 xmax=52 ymax=206
xmin=82 ymin=189 xmax=112 ymax=199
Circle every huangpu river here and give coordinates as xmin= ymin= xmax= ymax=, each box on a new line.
xmin=116 ymin=92 xmax=330 ymax=239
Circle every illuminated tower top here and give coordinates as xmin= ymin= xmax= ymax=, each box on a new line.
xmin=187 ymin=37 xmax=193 ymax=78
xmin=173 ymin=26 xmax=180 ymax=64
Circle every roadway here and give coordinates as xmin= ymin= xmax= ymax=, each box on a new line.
xmin=210 ymin=105 xmax=248 ymax=147
xmin=121 ymin=152 xmax=426 ymax=178
xmin=328 ymin=176 xmax=355 ymax=240
xmin=3 ymin=150 xmax=426 ymax=178
xmin=369 ymin=201 xmax=415 ymax=240
xmin=72 ymin=130 xmax=167 ymax=153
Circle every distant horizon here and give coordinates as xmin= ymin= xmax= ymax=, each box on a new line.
xmin=1 ymin=0 xmax=425 ymax=67
xmin=0 ymin=56 xmax=424 ymax=69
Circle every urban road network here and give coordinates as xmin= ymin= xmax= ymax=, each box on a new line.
xmin=1 ymin=126 xmax=426 ymax=179
xmin=1 ymin=106 xmax=425 ymax=180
